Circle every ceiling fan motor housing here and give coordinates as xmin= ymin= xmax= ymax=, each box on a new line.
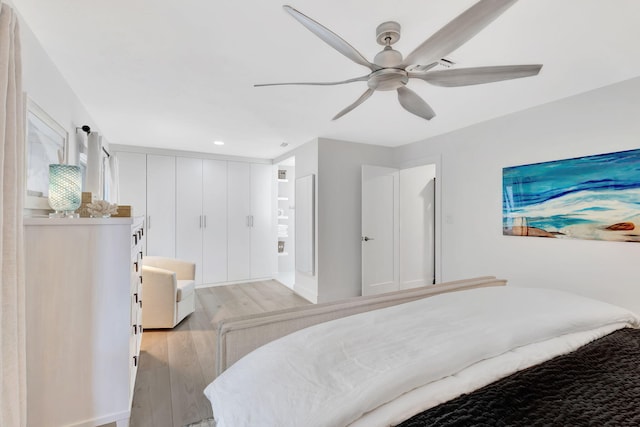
xmin=374 ymin=21 xmax=403 ymax=68
xmin=376 ymin=21 xmax=401 ymax=45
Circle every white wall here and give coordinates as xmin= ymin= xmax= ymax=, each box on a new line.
xmin=15 ymin=4 xmax=107 ymax=215
xmin=317 ymin=138 xmax=395 ymax=302
xmin=18 ymin=10 xmax=104 ymax=162
xmin=396 ymin=76 xmax=640 ymax=314
xmin=400 ymin=164 xmax=436 ymax=289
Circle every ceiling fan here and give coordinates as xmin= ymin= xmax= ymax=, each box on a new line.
xmin=256 ymin=0 xmax=542 ymax=121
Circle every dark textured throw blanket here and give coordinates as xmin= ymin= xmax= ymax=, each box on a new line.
xmin=398 ymin=328 xmax=640 ymax=427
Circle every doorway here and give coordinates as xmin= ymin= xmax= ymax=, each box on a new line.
xmin=361 ymin=163 xmax=437 ymax=296
xmin=276 ymin=157 xmax=295 ymax=289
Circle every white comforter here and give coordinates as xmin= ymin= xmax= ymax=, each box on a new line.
xmin=204 ymin=287 xmax=639 ymax=427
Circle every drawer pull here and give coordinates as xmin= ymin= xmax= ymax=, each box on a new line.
xmin=134 ymin=293 xmax=138 ymax=303
xmin=133 ymin=355 xmax=138 ymax=367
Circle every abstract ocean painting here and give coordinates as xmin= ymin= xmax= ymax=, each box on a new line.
xmin=503 ymin=149 xmax=640 ymax=242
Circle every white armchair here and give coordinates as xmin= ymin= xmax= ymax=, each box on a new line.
xmin=142 ymin=256 xmax=196 ymax=329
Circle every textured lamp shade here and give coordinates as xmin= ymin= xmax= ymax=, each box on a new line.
xmin=48 ymin=164 xmax=82 ymax=215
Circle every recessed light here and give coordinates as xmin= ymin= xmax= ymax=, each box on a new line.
xmin=213 ymin=140 xmax=225 ymax=146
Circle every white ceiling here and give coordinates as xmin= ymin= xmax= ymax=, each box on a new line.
xmin=12 ymin=0 xmax=640 ymax=159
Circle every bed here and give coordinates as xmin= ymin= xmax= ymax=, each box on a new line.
xmin=204 ymin=277 xmax=640 ymax=426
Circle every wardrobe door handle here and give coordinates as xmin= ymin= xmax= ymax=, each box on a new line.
xmin=147 ymin=215 xmax=151 ymax=229
xmin=199 ymin=215 xmax=202 ymax=228
xmin=204 ymin=215 xmax=207 ymax=228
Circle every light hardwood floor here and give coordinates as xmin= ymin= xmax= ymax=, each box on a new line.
xmin=129 ymin=280 xmax=310 ymax=427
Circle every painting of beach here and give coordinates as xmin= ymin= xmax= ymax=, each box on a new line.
xmin=503 ymin=149 xmax=640 ymax=242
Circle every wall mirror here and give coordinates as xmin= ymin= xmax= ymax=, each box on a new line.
xmin=295 ymin=174 xmax=315 ymax=275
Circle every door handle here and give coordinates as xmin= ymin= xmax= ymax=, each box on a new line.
xmin=204 ymin=215 xmax=207 ymax=228
xmin=147 ymin=215 xmax=151 ymax=229
xmin=199 ymin=215 xmax=202 ymax=228
xmin=361 ymin=236 xmax=375 ymax=242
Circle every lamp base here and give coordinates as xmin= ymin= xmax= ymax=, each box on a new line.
xmin=49 ymin=210 xmax=79 ymax=218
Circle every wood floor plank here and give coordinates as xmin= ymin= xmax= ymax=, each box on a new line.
xmin=129 ymin=280 xmax=311 ymax=426
xmin=130 ymin=332 xmax=173 ymax=427
xmin=167 ymin=318 xmax=212 ymax=426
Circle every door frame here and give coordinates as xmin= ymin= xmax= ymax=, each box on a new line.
xmin=397 ymin=154 xmax=442 ymax=284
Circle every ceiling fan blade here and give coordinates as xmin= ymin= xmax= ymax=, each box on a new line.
xmin=408 ymin=63 xmax=439 ymax=73
xmin=397 ymin=86 xmax=436 ymax=120
xmin=332 ymin=89 xmax=375 ymax=120
xmin=255 ymin=75 xmax=369 ymax=87
xmin=402 ymin=0 xmax=518 ymax=67
xmin=283 ymin=5 xmax=379 ymax=71
xmin=410 ymin=64 xmax=542 ymax=87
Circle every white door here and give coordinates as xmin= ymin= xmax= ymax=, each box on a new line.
xmin=250 ymin=163 xmax=275 ymax=279
xmin=146 ymin=155 xmax=176 ymax=257
xmin=202 ymin=159 xmax=228 ymax=284
xmin=361 ymin=165 xmax=399 ymax=296
xmin=176 ymin=157 xmax=203 ymax=284
xmin=227 ymin=162 xmax=251 ymax=281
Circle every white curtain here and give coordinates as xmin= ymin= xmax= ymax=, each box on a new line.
xmin=86 ymin=131 xmax=103 ymax=199
xmin=108 ymin=151 xmax=119 ymax=203
xmin=0 ymin=2 xmax=27 ymax=426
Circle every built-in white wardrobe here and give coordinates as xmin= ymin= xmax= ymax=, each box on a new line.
xmin=147 ymin=154 xmax=176 ymax=257
xmin=227 ymin=162 xmax=274 ymax=281
xmin=176 ymin=157 xmax=227 ymax=285
xmin=116 ymin=149 xmax=276 ymax=286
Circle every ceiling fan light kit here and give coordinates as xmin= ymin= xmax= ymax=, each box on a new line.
xmin=257 ymin=0 xmax=542 ymax=121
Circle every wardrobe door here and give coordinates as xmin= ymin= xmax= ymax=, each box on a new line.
xmin=202 ymin=159 xmax=227 ymax=284
xmin=176 ymin=157 xmax=204 ymax=284
xmin=227 ymin=162 xmax=251 ymax=281
xmin=250 ymin=163 xmax=275 ymax=279
xmin=146 ymin=155 xmax=176 ymax=257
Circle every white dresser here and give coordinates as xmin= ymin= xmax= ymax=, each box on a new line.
xmin=24 ymin=216 xmax=144 ymax=427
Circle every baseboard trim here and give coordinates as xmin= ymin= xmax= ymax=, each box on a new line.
xmin=196 ymin=276 xmax=274 ymax=289
xmin=68 ymin=409 xmax=130 ymax=427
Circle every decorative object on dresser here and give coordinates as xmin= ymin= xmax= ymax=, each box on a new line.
xmin=47 ymin=163 xmax=82 ymax=217
xmin=76 ymin=191 xmax=94 ymax=217
xmin=113 ymin=204 xmax=133 ymax=217
xmin=141 ymin=256 xmax=196 ymax=329
xmin=24 ymin=216 xmax=145 ymax=427
xmin=86 ymin=199 xmax=118 ymax=217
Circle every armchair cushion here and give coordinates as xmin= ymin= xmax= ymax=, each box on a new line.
xmin=142 ymin=256 xmax=196 ymax=329
xmin=177 ymin=279 xmax=195 ymax=302
xmin=143 ymin=256 xmax=196 ymax=281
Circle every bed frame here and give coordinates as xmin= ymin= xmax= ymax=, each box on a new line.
xmin=215 ymin=276 xmax=506 ymax=376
